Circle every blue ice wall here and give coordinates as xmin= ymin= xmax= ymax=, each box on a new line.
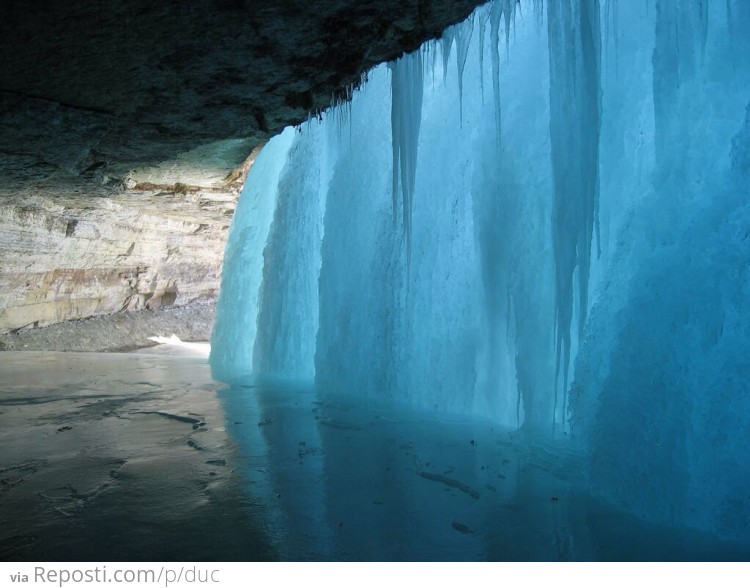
xmin=211 ymin=0 xmax=750 ymax=539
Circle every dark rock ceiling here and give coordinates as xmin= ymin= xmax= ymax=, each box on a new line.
xmin=0 ymin=0 xmax=486 ymax=194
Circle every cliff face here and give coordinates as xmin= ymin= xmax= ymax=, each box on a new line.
xmin=0 ymin=0 xmax=485 ymax=333
xmin=0 ymin=183 xmax=236 ymax=332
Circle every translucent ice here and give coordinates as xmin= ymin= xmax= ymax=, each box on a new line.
xmin=389 ymin=51 xmax=424 ymax=268
xmin=212 ymin=0 xmax=750 ymax=541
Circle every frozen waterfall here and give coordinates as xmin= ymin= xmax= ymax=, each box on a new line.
xmin=211 ymin=0 xmax=750 ymax=542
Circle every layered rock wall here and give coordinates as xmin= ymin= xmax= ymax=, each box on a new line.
xmin=0 ymin=184 xmax=235 ymax=332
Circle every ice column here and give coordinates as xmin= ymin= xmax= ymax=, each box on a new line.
xmin=210 ymin=130 xmax=295 ymax=382
xmin=253 ymin=125 xmax=328 ymax=380
xmin=546 ymin=0 xmax=601 ymax=416
xmin=390 ymin=52 xmax=424 ymax=269
xmin=569 ymin=0 xmax=750 ymax=539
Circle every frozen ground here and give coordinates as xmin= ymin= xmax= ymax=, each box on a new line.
xmin=0 ymin=346 xmax=272 ymax=561
xmin=1 ymin=348 xmax=749 ymax=561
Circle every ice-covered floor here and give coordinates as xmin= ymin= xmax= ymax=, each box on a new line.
xmin=1 ymin=349 xmax=748 ymax=561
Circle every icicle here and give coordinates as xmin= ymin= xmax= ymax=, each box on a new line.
xmin=441 ymin=27 xmax=455 ymax=82
xmin=430 ymin=39 xmax=439 ymax=87
xmin=613 ymin=0 xmax=620 ymax=76
xmin=654 ymin=0 xmax=708 ymax=169
xmin=490 ymin=0 xmax=502 ymax=146
xmin=503 ymin=0 xmax=514 ymax=56
xmin=347 ymin=90 xmax=353 ymax=147
xmin=512 ymin=0 xmax=522 ymax=43
xmin=390 ymin=51 xmax=425 ymax=271
xmin=455 ymin=16 xmax=475 ymax=126
xmin=603 ymin=0 xmax=620 ymax=75
xmin=547 ymin=0 xmax=602 ymax=426
xmin=478 ymin=8 xmax=489 ymax=104
xmin=726 ymin=0 xmax=735 ymax=67
xmin=334 ymin=90 xmax=353 ymax=144
xmin=534 ymin=0 xmax=545 ymax=27
xmin=488 ymin=0 xmax=522 ymax=148
xmin=699 ymin=0 xmax=709 ymax=59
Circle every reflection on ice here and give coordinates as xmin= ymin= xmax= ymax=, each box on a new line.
xmin=219 ymin=379 xmax=750 ymax=561
xmin=0 ymin=351 xmax=271 ymax=561
xmin=2 ymin=351 xmax=749 ymax=561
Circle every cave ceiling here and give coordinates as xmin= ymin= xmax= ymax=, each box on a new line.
xmin=0 ymin=0 xmax=486 ymax=197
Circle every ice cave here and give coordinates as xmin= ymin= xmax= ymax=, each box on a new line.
xmin=209 ymin=0 xmax=750 ymax=558
xmin=2 ymin=0 xmax=750 ymax=563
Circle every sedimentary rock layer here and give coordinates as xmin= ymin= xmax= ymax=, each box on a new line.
xmin=0 ymin=184 xmax=232 ymax=332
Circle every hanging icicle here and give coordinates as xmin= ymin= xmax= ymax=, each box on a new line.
xmin=441 ymin=27 xmax=455 ymax=82
xmin=546 ymin=0 xmax=602 ymax=427
xmin=489 ymin=0 xmax=522 ymax=148
xmin=455 ymin=15 xmax=475 ymax=125
xmin=389 ymin=51 xmax=425 ymax=271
